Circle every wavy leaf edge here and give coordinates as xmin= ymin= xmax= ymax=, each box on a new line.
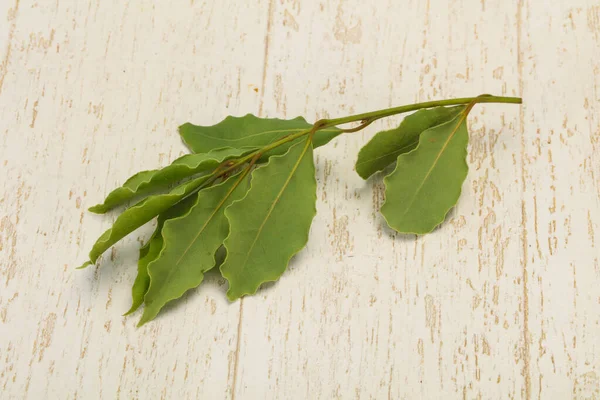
xmin=380 ymin=110 xmax=471 ymax=235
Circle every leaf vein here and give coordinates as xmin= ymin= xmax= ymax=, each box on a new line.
xmin=355 ymin=141 xmax=418 ymax=167
xmin=395 ymin=111 xmax=469 ymax=221
xmin=238 ymin=138 xmax=311 ymax=272
xmin=192 ymin=128 xmax=339 ymax=142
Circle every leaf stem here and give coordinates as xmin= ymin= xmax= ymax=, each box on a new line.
xmin=199 ymin=95 xmax=522 ymax=187
xmin=319 ymin=95 xmax=522 ymax=129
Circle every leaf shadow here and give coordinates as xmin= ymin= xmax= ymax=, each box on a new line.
xmin=86 ymin=239 xmax=144 ymax=293
xmin=78 ymin=215 xmax=157 ymax=291
xmin=352 ymin=168 xmax=392 ymax=199
xmin=255 ymin=280 xmax=278 ymax=295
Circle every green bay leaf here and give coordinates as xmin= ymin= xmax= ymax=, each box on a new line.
xmin=138 ymin=171 xmax=251 ymax=325
xmin=355 ymin=106 xmax=466 ymax=179
xmin=179 ymin=114 xmax=340 ymax=154
xmin=125 ymin=224 xmax=162 ymax=316
xmin=220 ymin=138 xmax=316 ymax=301
xmin=89 ymin=147 xmax=253 ymax=214
xmin=381 ymin=110 xmax=470 ymax=234
xmin=79 ymin=174 xmax=210 ymax=269
xmin=124 ymin=194 xmax=198 ymax=316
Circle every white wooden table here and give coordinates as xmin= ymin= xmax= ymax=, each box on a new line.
xmin=1 ymin=1 xmax=599 ymax=399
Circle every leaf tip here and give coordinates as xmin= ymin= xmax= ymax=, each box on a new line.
xmin=226 ymin=291 xmax=241 ymax=302
xmin=355 ymin=167 xmax=371 ymax=180
xmin=137 ymin=305 xmax=160 ymax=327
xmin=87 ymin=204 xmax=106 ymax=214
xmin=224 ymin=282 xmax=244 ymax=301
xmin=123 ymin=304 xmax=138 ymax=317
xmin=76 ymin=261 xmax=93 ymax=270
xmin=137 ymin=313 xmax=150 ymax=327
xmin=177 ymin=122 xmax=193 ymax=131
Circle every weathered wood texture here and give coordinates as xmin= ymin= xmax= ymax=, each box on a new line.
xmin=1 ymin=0 xmax=599 ymax=399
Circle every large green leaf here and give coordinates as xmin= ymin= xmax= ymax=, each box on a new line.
xmin=124 ymin=194 xmax=198 ymax=316
xmin=355 ymin=106 xmax=465 ymax=179
xmin=89 ymin=147 xmax=253 ymax=214
xmin=179 ymin=114 xmax=340 ymax=153
xmin=381 ymin=110 xmax=470 ymax=234
xmin=220 ymin=138 xmax=316 ymax=300
xmin=78 ymin=174 xmax=210 ymax=269
xmin=138 ymin=172 xmax=251 ymax=325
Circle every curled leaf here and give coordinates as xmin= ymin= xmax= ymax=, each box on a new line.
xmin=355 ymin=106 xmax=465 ymax=179
xmin=79 ymin=175 xmax=210 ymax=269
xmin=138 ymin=171 xmax=251 ymax=325
xmin=220 ymin=138 xmax=317 ymax=300
xmin=125 ymin=224 xmax=162 ymax=316
xmin=89 ymin=147 xmax=253 ymax=214
xmin=124 ymin=194 xmax=199 ymax=316
xmin=381 ymin=110 xmax=470 ymax=234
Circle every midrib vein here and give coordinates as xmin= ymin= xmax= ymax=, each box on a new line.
xmin=238 ymin=139 xmax=311 ymax=272
xmin=196 ymin=127 xmax=339 ymax=142
xmin=148 ymin=171 xmax=248 ymax=296
xmin=356 ymin=141 xmax=418 ymax=167
xmin=395 ymin=112 xmax=469 ymax=220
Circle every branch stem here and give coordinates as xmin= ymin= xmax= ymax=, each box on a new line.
xmin=205 ymin=94 xmax=521 ymax=185
xmin=320 ymin=95 xmax=521 ymax=129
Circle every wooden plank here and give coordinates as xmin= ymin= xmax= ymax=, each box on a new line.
xmin=0 ymin=0 xmax=599 ymax=399
xmin=0 ymin=0 xmax=19 ymax=96
xmin=0 ymin=0 xmax=269 ymax=398
xmin=232 ymin=0 xmax=527 ymax=399
xmin=519 ymin=1 xmax=600 ymax=398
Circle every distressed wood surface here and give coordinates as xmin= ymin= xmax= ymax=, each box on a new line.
xmin=1 ymin=0 xmax=599 ymax=399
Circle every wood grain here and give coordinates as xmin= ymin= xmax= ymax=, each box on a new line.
xmin=0 ymin=0 xmax=598 ymax=399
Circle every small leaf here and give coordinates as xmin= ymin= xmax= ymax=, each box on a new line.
xmin=89 ymin=147 xmax=253 ymax=214
xmin=220 ymin=137 xmax=316 ymax=300
xmin=79 ymin=174 xmax=210 ymax=269
xmin=381 ymin=110 xmax=470 ymax=234
xmin=124 ymin=194 xmax=198 ymax=316
xmin=355 ymin=106 xmax=465 ymax=179
xmin=125 ymin=224 xmax=161 ymax=316
xmin=138 ymin=172 xmax=251 ymax=325
xmin=179 ymin=114 xmax=340 ymax=154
